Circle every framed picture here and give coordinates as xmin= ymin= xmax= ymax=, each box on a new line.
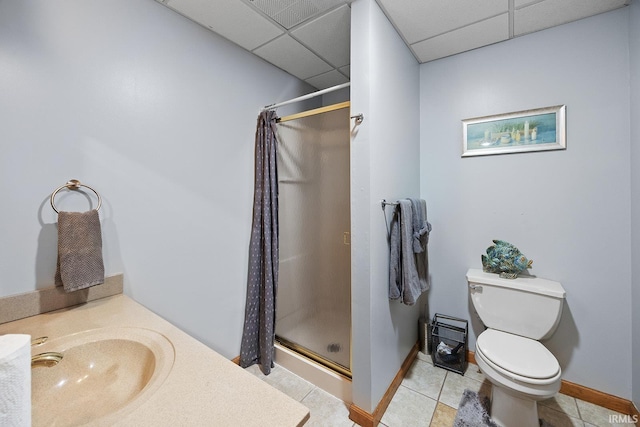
xmin=462 ymin=105 xmax=566 ymax=157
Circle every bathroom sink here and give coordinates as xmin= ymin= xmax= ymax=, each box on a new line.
xmin=31 ymin=327 xmax=175 ymax=426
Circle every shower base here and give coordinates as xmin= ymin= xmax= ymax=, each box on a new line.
xmin=275 ymin=301 xmax=351 ymax=402
xmin=274 ymin=342 xmax=352 ymax=404
xmin=276 ymin=306 xmax=351 ymax=370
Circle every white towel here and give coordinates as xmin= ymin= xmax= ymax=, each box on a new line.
xmin=0 ymin=334 xmax=31 ymax=427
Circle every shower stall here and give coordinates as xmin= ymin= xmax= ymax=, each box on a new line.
xmin=275 ymin=101 xmax=351 ymax=377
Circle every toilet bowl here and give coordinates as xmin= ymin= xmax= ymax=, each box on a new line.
xmin=467 ymin=269 xmax=566 ymax=427
xmin=475 ymin=329 xmax=562 ymax=427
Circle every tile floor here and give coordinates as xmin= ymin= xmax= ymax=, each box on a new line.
xmin=245 ymin=351 xmax=632 ymax=427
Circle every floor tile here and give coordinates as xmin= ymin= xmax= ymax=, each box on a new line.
xmin=583 ymin=422 xmax=637 ymax=427
xmin=300 ymin=387 xmax=353 ymax=427
xmin=244 ymin=363 xmax=265 ymax=377
xmin=575 ymin=399 xmax=631 ymax=427
xmin=429 ymin=402 xmax=457 ymax=427
xmin=246 ymin=360 xmax=630 ymax=427
xmin=416 ymin=350 xmax=433 ymax=364
xmin=538 ymin=404 xmax=584 ymax=427
xmin=463 ymin=362 xmax=485 ymax=383
xmin=256 ymin=364 xmax=315 ymax=401
xmin=402 ymin=359 xmax=447 ymax=400
xmin=539 ymin=393 xmax=580 ymax=419
xmin=380 ymin=385 xmax=437 ymax=427
xmin=438 ymin=371 xmax=491 ymax=409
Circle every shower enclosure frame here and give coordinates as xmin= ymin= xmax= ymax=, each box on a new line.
xmin=274 ymin=100 xmax=352 ymax=379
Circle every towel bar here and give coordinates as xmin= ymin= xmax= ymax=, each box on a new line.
xmin=50 ymin=179 xmax=102 ymax=213
xmin=381 ymin=199 xmax=399 ymax=210
xmin=381 ymin=199 xmax=399 ymax=239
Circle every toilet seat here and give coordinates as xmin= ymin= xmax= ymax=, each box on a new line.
xmin=476 ymin=329 xmax=560 ymax=385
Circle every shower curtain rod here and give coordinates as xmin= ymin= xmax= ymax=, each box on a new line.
xmin=261 ymin=82 xmax=350 ymax=112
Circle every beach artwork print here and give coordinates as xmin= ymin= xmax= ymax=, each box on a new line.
xmin=462 ymin=105 xmax=566 ymax=157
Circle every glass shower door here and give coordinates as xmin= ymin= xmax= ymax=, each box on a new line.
xmin=275 ymin=103 xmax=351 ymax=375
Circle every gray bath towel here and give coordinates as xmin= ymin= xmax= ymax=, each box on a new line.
xmin=55 ymin=209 xmax=105 ymax=292
xmin=389 ymin=199 xmax=431 ymax=305
xmin=410 ymin=198 xmax=431 ymax=253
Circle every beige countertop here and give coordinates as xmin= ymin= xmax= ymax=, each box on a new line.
xmin=0 ymin=294 xmax=310 ymax=426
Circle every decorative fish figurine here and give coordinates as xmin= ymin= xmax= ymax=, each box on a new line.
xmin=481 ymin=239 xmax=533 ymax=279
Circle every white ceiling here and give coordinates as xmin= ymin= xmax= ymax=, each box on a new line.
xmin=157 ymin=0 xmax=630 ymax=90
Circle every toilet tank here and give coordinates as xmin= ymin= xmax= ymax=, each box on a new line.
xmin=467 ymin=268 xmax=566 ymax=340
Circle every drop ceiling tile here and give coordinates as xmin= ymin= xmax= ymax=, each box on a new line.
xmin=412 ymin=13 xmax=509 ymax=63
xmin=339 ymin=65 xmax=350 ymax=78
xmin=165 ymin=0 xmax=284 ymax=51
xmin=378 ymin=0 xmax=509 ymax=44
xmin=253 ymin=34 xmax=334 ymax=80
xmin=514 ymin=0 xmax=543 ymax=8
xmin=514 ymin=0 xmax=629 ymax=36
xmin=249 ymin=0 xmax=299 ymax=18
xmin=251 ymin=0 xmax=346 ymax=29
xmin=291 ymin=5 xmax=350 ymax=67
xmin=305 ymin=69 xmax=349 ymax=89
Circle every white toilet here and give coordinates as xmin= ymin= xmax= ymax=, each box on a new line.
xmin=466 ymin=268 xmax=566 ymax=427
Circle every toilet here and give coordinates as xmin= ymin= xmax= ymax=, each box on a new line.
xmin=466 ymin=268 xmax=566 ymax=427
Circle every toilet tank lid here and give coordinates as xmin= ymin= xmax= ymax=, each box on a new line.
xmin=466 ymin=269 xmax=566 ymax=298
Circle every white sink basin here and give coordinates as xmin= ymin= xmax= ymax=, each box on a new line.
xmin=31 ymin=327 xmax=174 ymax=426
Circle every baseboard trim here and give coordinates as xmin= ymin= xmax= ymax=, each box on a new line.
xmin=560 ymin=379 xmax=639 ymax=421
xmin=348 ymin=342 xmax=420 ymax=427
xmin=348 ymin=404 xmax=373 ymax=427
xmin=468 ymin=349 xmax=637 ymax=421
xmin=467 ymin=349 xmax=476 ymax=365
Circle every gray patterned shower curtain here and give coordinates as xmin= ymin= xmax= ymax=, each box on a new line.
xmin=239 ymin=110 xmax=279 ymax=375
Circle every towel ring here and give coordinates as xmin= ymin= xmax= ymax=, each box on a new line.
xmin=50 ymin=179 xmax=102 ymax=214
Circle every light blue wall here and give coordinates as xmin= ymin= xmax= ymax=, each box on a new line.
xmin=351 ymin=0 xmax=421 ymax=412
xmin=3 ymin=0 xmax=637 ymax=410
xmin=630 ymin=0 xmax=640 ymax=411
xmin=0 ymin=0 xmax=314 ymax=359
xmin=420 ymin=9 xmax=632 ymax=399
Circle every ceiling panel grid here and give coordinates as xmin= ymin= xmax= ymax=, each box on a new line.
xmin=158 ymin=0 xmax=630 ymax=87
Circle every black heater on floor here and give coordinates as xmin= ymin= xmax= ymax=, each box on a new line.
xmin=430 ymin=313 xmax=468 ymax=375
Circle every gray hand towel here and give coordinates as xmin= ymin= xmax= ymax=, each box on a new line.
xmin=54 ymin=209 xmax=105 ymax=292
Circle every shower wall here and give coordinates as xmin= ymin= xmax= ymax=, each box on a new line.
xmin=275 ymin=106 xmax=351 ymax=372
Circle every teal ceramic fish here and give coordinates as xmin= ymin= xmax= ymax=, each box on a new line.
xmin=481 ymin=240 xmax=533 ymax=279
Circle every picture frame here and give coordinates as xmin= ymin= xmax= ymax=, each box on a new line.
xmin=462 ymin=105 xmax=566 ymax=157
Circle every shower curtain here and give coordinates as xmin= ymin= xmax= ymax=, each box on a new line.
xmin=239 ymin=110 xmax=279 ymax=375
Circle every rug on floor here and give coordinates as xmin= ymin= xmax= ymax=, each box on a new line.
xmin=453 ymin=389 xmax=497 ymax=427
xmin=453 ymin=389 xmax=554 ymax=427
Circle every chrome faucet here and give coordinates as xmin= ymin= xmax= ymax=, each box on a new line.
xmin=31 ymin=336 xmax=63 ymax=368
